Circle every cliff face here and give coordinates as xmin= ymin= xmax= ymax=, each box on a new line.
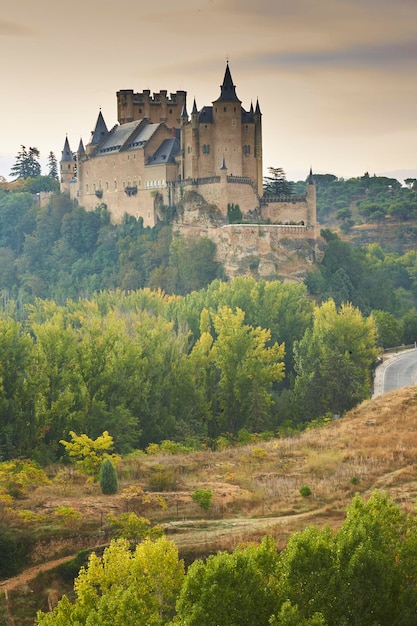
xmin=175 ymin=222 xmax=326 ymax=282
xmin=174 ymin=190 xmax=325 ymax=281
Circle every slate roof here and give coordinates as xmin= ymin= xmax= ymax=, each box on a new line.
xmin=90 ymin=111 xmax=108 ymax=145
xmin=147 ymin=137 xmax=180 ymax=166
xmin=214 ymin=62 xmax=241 ymax=103
xmin=61 ymin=136 xmax=73 ymax=162
xmin=96 ymin=121 xmax=160 ymax=155
xmin=198 ymin=106 xmax=213 ymax=123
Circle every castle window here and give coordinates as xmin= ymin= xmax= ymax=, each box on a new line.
xmin=244 ymin=145 xmax=251 ymax=155
xmin=234 ymin=107 xmax=236 ymax=112
xmin=86 ymin=184 xmax=89 ymax=192
xmin=202 ymin=144 xmax=210 ymax=154
xmin=106 ymin=181 xmax=109 ymax=191
xmin=114 ymin=180 xmax=117 ymax=190
xmin=169 ymin=108 xmax=172 ymax=114
xmin=223 ymin=107 xmax=227 ymax=112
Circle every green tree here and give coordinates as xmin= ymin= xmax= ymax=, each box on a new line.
xmin=209 ymin=306 xmax=285 ymax=433
xmin=174 ymin=536 xmax=278 ymax=626
xmin=47 ymin=151 xmax=59 ymax=180
xmin=263 ymin=166 xmax=293 ymax=196
xmin=99 ymin=457 xmax=118 ymax=494
xmin=293 ymin=300 xmax=377 ymax=420
xmin=37 ymin=537 xmax=184 ymax=626
xmin=371 ymin=309 xmax=403 ymax=348
xmin=10 ymin=145 xmax=41 ymax=179
xmin=277 ymin=492 xmax=417 ymax=625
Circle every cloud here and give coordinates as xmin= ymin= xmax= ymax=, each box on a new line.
xmin=252 ymin=40 xmax=417 ymax=72
xmin=0 ymin=19 xmax=33 ymax=37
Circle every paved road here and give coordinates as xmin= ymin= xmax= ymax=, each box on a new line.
xmin=373 ymin=348 xmax=417 ymax=397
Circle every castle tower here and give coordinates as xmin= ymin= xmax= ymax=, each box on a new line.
xmin=60 ymin=136 xmax=75 ymax=187
xmin=254 ymin=99 xmax=263 ymax=197
xmin=179 ymin=102 xmax=188 ymax=181
xmin=212 ymin=63 xmax=243 ymax=176
xmin=191 ymin=99 xmax=200 ymax=179
xmin=117 ymin=89 xmax=186 ymax=128
xmin=85 ymin=110 xmax=108 ymax=157
xmin=306 ymin=167 xmax=317 ymax=228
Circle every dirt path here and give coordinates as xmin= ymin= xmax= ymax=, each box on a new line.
xmin=0 ymin=507 xmax=336 ymax=593
xmin=0 ymin=555 xmax=79 ymax=593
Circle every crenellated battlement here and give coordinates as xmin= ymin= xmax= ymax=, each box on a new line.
xmin=117 ymin=89 xmax=186 ymax=125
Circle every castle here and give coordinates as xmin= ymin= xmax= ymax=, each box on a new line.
xmin=60 ymin=63 xmax=317 ymax=240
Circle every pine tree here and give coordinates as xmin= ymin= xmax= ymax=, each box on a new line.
xmin=99 ymin=457 xmax=118 ymax=494
xmin=10 ymin=145 xmax=41 ymax=179
xmin=47 ymin=151 xmax=59 ymax=180
xmin=263 ymin=166 xmax=293 ymax=197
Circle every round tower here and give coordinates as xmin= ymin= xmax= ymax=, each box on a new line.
xmin=59 ymin=136 xmax=75 ymax=190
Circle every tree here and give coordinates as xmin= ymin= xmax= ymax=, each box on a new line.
xmin=47 ymin=151 xmax=58 ymax=180
xmin=277 ymin=492 xmax=417 ymax=625
xmin=36 ymin=537 xmax=184 ymax=626
xmin=263 ymin=167 xmax=293 ymax=196
xmin=371 ymin=310 xmax=403 ymax=348
xmin=60 ymin=431 xmax=116 ymax=478
xmin=209 ymin=306 xmax=285 ymax=433
xmin=174 ymin=536 xmax=279 ymax=626
xmin=10 ymin=145 xmax=41 ymax=179
xmin=293 ymin=300 xmax=377 ymax=420
xmin=99 ymin=457 xmax=118 ymax=494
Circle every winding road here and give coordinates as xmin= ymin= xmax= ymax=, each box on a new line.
xmin=373 ymin=348 xmax=417 ymax=397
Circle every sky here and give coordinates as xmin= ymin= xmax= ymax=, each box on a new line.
xmin=0 ymin=0 xmax=416 ymax=183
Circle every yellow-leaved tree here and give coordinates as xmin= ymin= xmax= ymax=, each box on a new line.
xmin=36 ymin=536 xmax=184 ymax=625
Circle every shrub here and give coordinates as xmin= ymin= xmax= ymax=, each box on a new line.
xmin=299 ymin=485 xmax=312 ymax=497
xmin=99 ymin=458 xmax=118 ymax=495
xmin=148 ymin=466 xmax=178 ymax=491
xmin=191 ymin=488 xmax=213 ymax=511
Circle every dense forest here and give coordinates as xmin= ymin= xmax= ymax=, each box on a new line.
xmin=1 ymin=173 xmax=417 ymax=461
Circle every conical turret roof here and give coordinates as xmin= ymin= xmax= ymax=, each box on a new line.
xmin=89 ymin=110 xmax=108 ymax=145
xmin=214 ymin=62 xmax=241 ymax=103
xmin=61 ymin=136 xmax=73 ymax=162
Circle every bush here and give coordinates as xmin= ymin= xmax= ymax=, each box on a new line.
xmin=99 ymin=458 xmax=118 ymax=495
xmin=191 ymin=488 xmax=213 ymax=511
xmin=299 ymin=485 xmax=312 ymax=497
xmin=148 ymin=466 xmax=178 ymax=491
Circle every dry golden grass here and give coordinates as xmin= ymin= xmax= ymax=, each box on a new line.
xmin=10 ymin=385 xmax=417 ymax=561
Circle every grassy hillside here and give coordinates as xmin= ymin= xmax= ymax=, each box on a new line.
xmin=3 ymin=385 xmax=417 ymax=622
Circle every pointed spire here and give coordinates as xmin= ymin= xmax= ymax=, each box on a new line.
xmin=90 ymin=110 xmax=108 ymax=145
xmin=192 ymin=98 xmax=198 ymax=115
xmin=250 ymin=101 xmax=254 ymax=114
xmin=255 ymin=98 xmax=261 ymax=115
xmin=308 ymin=167 xmax=315 ymax=185
xmin=214 ymin=62 xmax=241 ymax=103
xmin=61 ymin=136 xmax=73 ymax=162
xmin=180 ymin=102 xmax=188 ymax=119
xmin=220 ymin=156 xmax=227 ymax=170
xmin=77 ymin=138 xmax=85 ymax=155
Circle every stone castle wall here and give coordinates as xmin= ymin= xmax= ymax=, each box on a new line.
xmin=175 ymin=223 xmax=324 ymax=281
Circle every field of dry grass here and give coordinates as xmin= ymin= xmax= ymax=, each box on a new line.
xmin=6 ymin=384 xmax=417 ymax=567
